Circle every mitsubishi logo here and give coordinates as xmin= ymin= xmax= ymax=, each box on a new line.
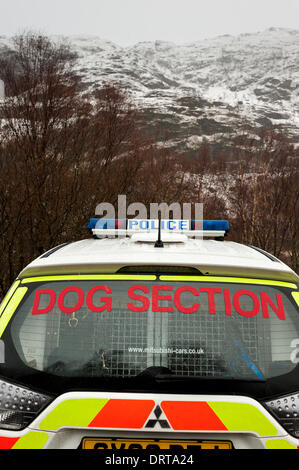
xmin=145 ymin=405 xmax=171 ymax=429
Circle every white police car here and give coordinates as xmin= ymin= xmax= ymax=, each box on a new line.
xmin=0 ymin=219 xmax=298 ymax=449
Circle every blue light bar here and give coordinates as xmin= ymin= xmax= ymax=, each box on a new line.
xmin=88 ymin=218 xmax=230 ymax=234
xmin=88 ymin=219 xmax=127 ymax=230
xmin=191 ymin=220 xmax=230 ymax=233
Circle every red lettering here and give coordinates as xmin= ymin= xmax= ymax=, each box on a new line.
xmin=127 ymin=285 xmax=150 ymax=312
xmin=233 ymin=290 xmax=260 ymax=317
xmin=31 ymin=284 xmax=286 ymax=321
xmin=260 ymin=292 xmax=285 ymax=320
xmin=223 ymin=288 xmax=232 ymax=315
xmin=32 ymin=289 xmax=56 ymax=315
xmin=152 ymin=286 xmax=173 ymax=312
xmin=174 ymin=286 xmax=199 ymax=314
xmin=86 ymin=285 xmax=112 ymax=312
xmin=199 ymin=287 xmax=222 ymax=314
xmin=57 ymin=286 xmax=84 ymax=313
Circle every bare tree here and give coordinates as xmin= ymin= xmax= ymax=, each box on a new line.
xmin=0 ymin=33 xmax=88 ymax=291
xmin=226 ymin=130 xmax=298 ymax=271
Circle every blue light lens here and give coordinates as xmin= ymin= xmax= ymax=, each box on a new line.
xmin=191 ymin=220 xmax=230 ymax=232
xmin=88 ymin=219 xmax=127 ymax=230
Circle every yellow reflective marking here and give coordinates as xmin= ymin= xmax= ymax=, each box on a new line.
xmin=0 ymin=287 xmax=28 ymax=337
xmin=208 ymin=402 xmax=278 ymax=437
xmin=160 ymin=276 xmax=297 ymax=289
xmin=292 ymin=292 xmax=299 ymax=307
xmin=0 ymin=281 xmax=20 ymax=317
xmin=39 ymin=398 xmax=109 ymax=431
xmin=21 ymin=274 xmax=157 ymax=284
xmin=265 ymin=439 xmax=297 ymax=449
xmin=12 ymin=431 xmax=49 ymax=449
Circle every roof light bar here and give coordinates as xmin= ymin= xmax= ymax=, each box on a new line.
xmin=191 ymin=220 xmax=230 ymax=232
xmin=88 ymin=219 xmax=230 ymax=240
xmin=88 ymin=219 xmax=126 ymax=230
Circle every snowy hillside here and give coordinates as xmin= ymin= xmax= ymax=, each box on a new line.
xmin=1 ymin=28 xmax=299 ymax=150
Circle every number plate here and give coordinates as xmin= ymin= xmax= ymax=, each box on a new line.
xmin=82 ymin=438 xmax=232 ymax=450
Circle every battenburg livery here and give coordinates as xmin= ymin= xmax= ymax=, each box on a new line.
xmin=0 ymin=219 xmax=298 ymax=449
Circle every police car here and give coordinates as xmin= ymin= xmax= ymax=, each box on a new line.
xmin=0 ymin=219 xmax=298 ymax=450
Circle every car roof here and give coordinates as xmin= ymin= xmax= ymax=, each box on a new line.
xmin=19 ymin=236 xmax=299 ymax=282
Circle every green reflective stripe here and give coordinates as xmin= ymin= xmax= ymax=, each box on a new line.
xmin=39 ymin=399 xmax=109 ymax=431
xmin=160 ymin=276 xmax=297 ymax=289
xmin=13 ymin=431 xmax=49 ymax=449
xmin=0 ymin=287 xmax=28 ymax=338
xmin=292 ymin=292 xmax=299 ymax=307
xmin=0 ymin=281 xmax=20 ymax=317
xmin=21 ymin=275 xmax=157 ymax=284
xmin=208 ymin=402 xmax=278 ymax=437
xmin=265 ymin=439 xmax=297 ymax=449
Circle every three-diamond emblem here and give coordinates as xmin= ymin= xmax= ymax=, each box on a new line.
xmin=145 ymin=405 xmax=171 ymax=429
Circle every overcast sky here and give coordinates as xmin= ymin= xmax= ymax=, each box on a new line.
xmin=0 ymin=0 xmax=298 ymax=45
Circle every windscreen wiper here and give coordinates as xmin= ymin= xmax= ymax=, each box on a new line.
xmin=155 ymin=374 xmax=265 ymax=383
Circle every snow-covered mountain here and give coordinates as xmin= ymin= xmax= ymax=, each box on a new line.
xmin=1 ymin=28 xmax=299 ymax=151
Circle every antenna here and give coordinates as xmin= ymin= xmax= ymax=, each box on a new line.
xmin=0 ymin=79 xmax=5 ymax=101
xmin=154 ymin=214 xmax=164 ymax=248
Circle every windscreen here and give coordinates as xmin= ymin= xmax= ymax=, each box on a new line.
xmin=8 ymin=276 xmax=299 ymax=383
